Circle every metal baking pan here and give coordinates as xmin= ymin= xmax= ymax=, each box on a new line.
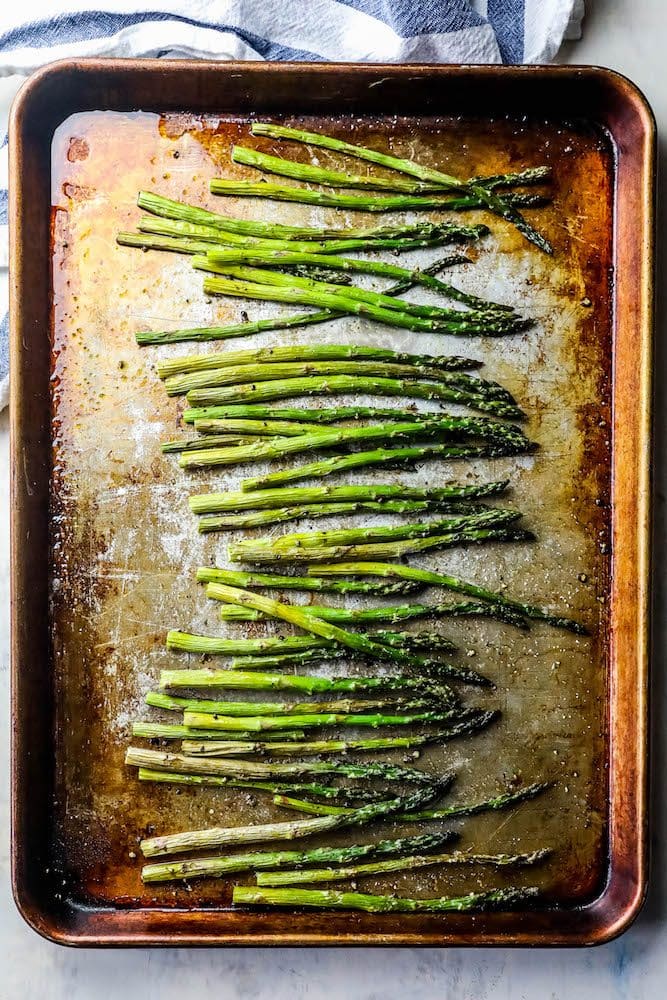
xmin=10 ymin=61 xmax=654 ymax=946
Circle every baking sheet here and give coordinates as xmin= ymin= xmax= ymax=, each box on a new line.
xmin=49 ymin=110 xmax=612 ymax=910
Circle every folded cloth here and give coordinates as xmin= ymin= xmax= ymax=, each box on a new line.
xmin=0 ymin=0 xmax=585 ymax=407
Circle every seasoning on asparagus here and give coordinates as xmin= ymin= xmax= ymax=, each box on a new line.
xmin=210 ymin=178 xmax=547 ymax=214
xmin=230 ymin=508 xmax=521 ymax=551
xmin=306 ymin=562 xmax=587 ymax=634
xmin=165 ymin=360 xmax=523 ymax=408
xmin=232 ymin=144 xmax=550 ymax=194
xmin=189 ymin=480 xmax=509 ymax=514
xmin=131 ymin=723 xmax=307 ymax=742
xmin=250 ymin=122 xmax=552 ymax=253
xmin=228 ymin=526 xmax=535 ymax=564
xmin=256 ymin=847 xmax=551 ymax=886
xmin=140 ymin=831 xmax=457 ymax=884
xmin=162 ymin=435 xmax=259 ymax=454
xmin=137 ymin=769 xmax=390 ymax=804
xmin=157 ymin=343 xmax=484 ymax=380
xmin=241 ymin=443 xmax=524 ymax=490
xmin=195 ymin=567 xmax=426 ymax=596
xmin=232 ymin=885 xmax=540 ymax=913
xmin=202 ymin=275 xmax=525 ymax=338
xmin=197 ymin=500 xmax=491 ymax=533
xmin=138 ymin=779 xmax=450 ymax=856
xmin=199 ymin=582 xmax=464 ymax=689
xmin=201 ymin=247 xmax=515 ymax=315
xmin=178 ymin=416 xmax=530 ymax=470
xmin=145 ymin=691 xmax=430 ymax=716
xmin=181 ymin=713 xmax=499 ymax=757
xmin=159 ymin=662 xmax=453 ymax=702
xmin=139 ymin=190 xmax=489 ymax=242
xmin=216 ymin=598 xmax=526 ymax=632
xmin=225 ymin=634 xmax=460 ymax=671
xmin=122 ymin=221 xmax=470 ymax=266
xmin=136 ymin=255 xmax=469 ymax=344
xmin=166 ymin=362 xmax=517 ymax=404
xmin=181 ymin=707 xmax=469 ymax=733
xmin=272 ymin=780 xmax=550 ymax=821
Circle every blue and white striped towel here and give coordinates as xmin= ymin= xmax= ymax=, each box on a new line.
xmin=0 ymin=1 xmax=585 ymax=408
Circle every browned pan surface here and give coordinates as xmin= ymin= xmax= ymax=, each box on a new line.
xmin=10 ymin=62 xmax=653 ymax=946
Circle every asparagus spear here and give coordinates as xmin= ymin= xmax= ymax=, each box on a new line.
xmin=178 ymin=416 xmax=529 ymax=470
xmin=307 ymin=563 xmax=587 ymax=635
xmin=246 ymin=628 xmax=457 ymax=652
xmin=225 ymin=640 xmax=449 ymax=670
xmin=232 ymin=508 xmax=521 ymax=551
xmin=165 ymin=627 xmax=469 ymax=669
xmin=233 ymin=885 xmax=540 ymax=913
xmin=185 ymin=403 xmax=492 ymax=426
xmin=250 ymin=123 xmax=552 ymax=253
xmin=181 ymin=714 xmax=499 ymax=757
xmin=144 ymin=692 xmax=426 ymax=716
xmin=471 ymin=167 xmax=552 ymax=189
xmin=229 ymin=526 xmax=535 ymax=563
xmin=129 ymin=218 xmax=466 ymax=258
xmin=138 ymin=779 xmax=449 ymax=856
xmin=257 ymin=848 xmax=551 ymax=886
xmin=199 ymin=260 xmax=513 ymax=328
xmin=197 ymin=259 xmax=518 ymax=330
xmin=202 ymin=247 xmax=514 ymax=316
xmin=136 ymin=254 xmax=468 ymax=346
xmin=225 ymin=635 xmax=458 ymax=670
xmin=120 ymin=226 xmax=351 ymax=285
xmin=196 ymin=263 xmax=524 ymax=332
xmin=273 ymin=781 xmax=550 ymax=821
xmin=127 ymin=746 xmax=437 ymax=786
xmin=182 ymin=707 xmax=465 ymax=733
xmin=209 ymin=633 xmax=487 ymax=690
xmin=195 ymin=566 xmax=426 ymax=596
xmin=186 ymin=372 xmax=525 ymax=415
xmin=199 ymin=582 xmax=462 ymax=686
xmin=193 ymin=417 xmax=329 ymax=435
xmin=217 ymin=599 xmax=524 ymax=631
xmin=137 ymin=313 xmax=333 ymax=347
xmin=202 ymin=275 xmax=524 ymax=337
xmin=189 ymin=480 xmax=509 ymax=513
xmin=197 ymin=500 xmax=485 ymax=533
xmin=241 ymin=443 xmax=521 ymax=490
xmin=141 ymin=831 xmax=457 ymax=884
xmin=183 ymin=436 xmax=517 ymax=477
xmin=210 ymin=178 xmax=547 ymax=213
xmin=159 ymin=663 xmax=450 ymax=701
xmin=117 ymin=231 xmax=217 ymax=256
xmin=165 ymin=630 xmax=331 ymax=656
xmin=158 ymin=343 xmax=483 ymax=381
xmin=162 ymin=434 xmax=257 ymax=454
xmin=232 ymin=145 xmax=550 ymax=194
xmin=227 ymin=650 xmax=348 ymax=670
xmin=132 ymin=723 xmax=308 ymax=741
xmin=137 ymin=768 xmax=389 ymax=803
xmin=167 ymin=362 xmax=515 ymax=403
xmin=139 ymin=191 xmax=487 ymax=243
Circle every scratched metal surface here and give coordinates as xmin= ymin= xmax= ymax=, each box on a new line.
xmin=49 ymin=112 xmax=612 ymax=909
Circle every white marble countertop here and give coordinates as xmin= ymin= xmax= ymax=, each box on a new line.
xmin=1 ymin=1 xmax=666 ymax=995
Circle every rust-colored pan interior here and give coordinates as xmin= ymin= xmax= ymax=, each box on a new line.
xmin=10 ymin=62 xmax=654 ymax=946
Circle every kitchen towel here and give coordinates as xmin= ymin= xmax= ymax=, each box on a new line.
xmin=0 ymin=0 xmax=585 ymax=408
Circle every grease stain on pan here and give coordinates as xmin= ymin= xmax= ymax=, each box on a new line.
xmin=49 ymin=110 xmax=612 ymax=909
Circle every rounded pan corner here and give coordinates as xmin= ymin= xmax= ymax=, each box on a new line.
xmin=10 ymin=872 xmax=77 ymax=948
xmin=578 ymin=870 xmax=649 ymax=948
xmin=572 ymin=63 xmax=656 ymax=143
xmin=8 ymin=57 xmax=102 ymax=153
